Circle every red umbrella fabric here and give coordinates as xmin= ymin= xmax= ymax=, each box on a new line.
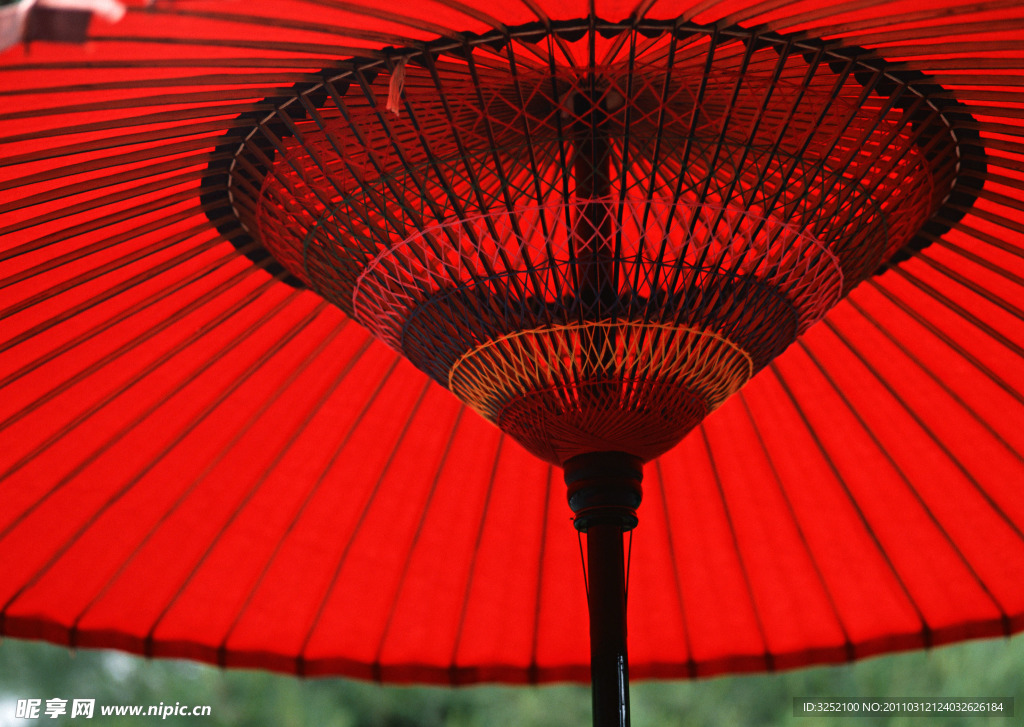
xmin=1 ymin=0 xmax=1024 ymax=691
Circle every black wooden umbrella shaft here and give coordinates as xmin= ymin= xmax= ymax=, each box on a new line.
xmin=565 ymin=452 xmax=643 ymax=727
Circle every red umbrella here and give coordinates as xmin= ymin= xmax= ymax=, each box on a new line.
xmin=2 ymin=1 xmax=1023 ymax=725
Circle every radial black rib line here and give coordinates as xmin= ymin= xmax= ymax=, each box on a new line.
xmin=93 ymin=34 xmax=381 ymax=59
xmin=298 ymin=0 xmax=477 ymax=39
xmin=950 ymin=203 xmax=1024 ymax=239
xmin=736 ymin=391 xmax=855 ymax=662
xmin=0 ymin=208 xmax=210 ymax=292
xmin=698 ymin=426 xmax=775 ymax=671
xmin=654 ymin=26 xmax=718 ymax=296
xmin=0 ymin=72 xmax=332 ymax=97
xmin=296 ymin=94 xmax=407 ymax=255
xmin=0 ymin=238 xmax=263 ymax=396
xmin=0 ymin=220 xmax=229 ymax=350
xmin=0 ymin=169 xmax=212 ymax=238
xmin=5 ymin=191 xmax=203 ymax=265
xmin=211 ymin=352 xmax=404 ymax=668
xmin=768 ymin=359 xmax=934 ymax=648
xmin=924 ymin=236 xmax=1024 ymax=290
xmin=0 ymin=138 xmax=229 ymax=196
xmin=325 ymin=75 xmax=468 ymax=266
xmin=525 ymin=464 xmax=554 ymax=684
xmin=0 ymin=58 xmax=346 ymax=73
xmin=781 ymin=0 xmax=1024 ymax=37
xmin=0 ymin=228 xmax=221 ymax=343
xmin=630 ymin=22 xmax=680 ymax=293
xmin=291 ymin=379 xmax=434 ymax=677
xmin=891 ymin=267 xmax=1024 ymax=361
xmin=0 ymin=276 xmax=297 ymax=490
xmin=822 ymin=313 xmax=1024 ymax=546
xmin=0 ymin=90 xmax=285 ymax=127
xmin=402 ymin=53 xmax=509 ymax=256
xmin=151 ymin=7 xmax=430 ymax=47
xmin=795 ymin=336 xmax=1013 ymax=633
xmin=865 ymin=278 xmax=1024 ymax=408
xmin=0 ymin=102 xmax=271 ymax=145
xmin=92 ymin=321 xmax=365 ymax=655
xmin=845 ymin=295 xmax=1023 ymax=461
xmin=675 ymin=32 xmax=756 ymax=308
xmin=832 ymin=17 xmax=1024 ymax=48
xmin=371 ymin=407 xmax=468 ymax=676
xmin=503 ymin=38 xmax=566 ymax=316
xmin=651 ymin=458 xmax=698 ymax=678
xmin=460 ymin=44 xmax=542 ymax=299
xmin=0 ymin=119 xmax=254 ymax=168
xmin=448 ymin=434 xmax=506 ymax=683
xmin=946 ymin=218 xmax=1024 ymax=258
xmin=1 ymin=152 xmax=225 ymax=216
xmin=68 ymin=315 xmax=355 ymax=647
xmin=0 ymin=296 xmax=324 ymax=631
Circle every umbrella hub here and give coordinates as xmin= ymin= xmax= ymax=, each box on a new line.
xmin=221 ymin=19 xmax=977 ymax=465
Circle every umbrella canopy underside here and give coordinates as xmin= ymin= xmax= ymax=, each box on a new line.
xmin=1 ymin=0 xmax=1024 ymax=684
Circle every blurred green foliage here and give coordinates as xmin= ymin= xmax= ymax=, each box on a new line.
xmin=0 ymin=635 xmax=1020 ymax=726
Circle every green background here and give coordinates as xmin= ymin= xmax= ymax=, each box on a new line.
xmin=1 ymin=634 xmax=1020 ymax=726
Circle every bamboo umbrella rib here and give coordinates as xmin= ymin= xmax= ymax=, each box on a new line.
xmin=447 ymin=434 xmax=507 ymax=681
xmin=0 ymin=236 xmax=260 ymax=391
xmin=970 ymin=171 xmax=1024 ymax=197
xmin=0 ymin=59 xmax=342 ymax=72
xmin=0 ymin=121 xmax=252 ymax=168
xmin=212 ymin=352 xmax=404 ymax=667
xmin=370 ymin=407 xmax=467 ymax=679
xmin=0 ymin=73 xmax=333 ymax=96
xmin=306 ymin=0 xmax=492 ymax=37
xmin=902 ymin=255 xmax=1024 ymax=334
xmin=820 ymin=315 xmax=1024 ymax=547
xmin=964 ymin=154 xmax=1024 ymax=179
xmin=886 ymin=270 xmax=1024 ymax=383
xmin=775 ymin=3 xmax=1024 ymax=41
xmin=795 ymin=335 xmax=1013 ymax=632
xmin=651 ymin=458 xmax=698 ymax=677
xmin=0 ymin=92 xmax=288 ymax=125
xmin=974 ymin=187 xmax=1024 ymax=217
xmin=768 ymin=359 xmax=933 ymax=644
xmin=925 ymin=237 xmax=1024 ymax=291
xmin=736 ymin=391 xmax=855 ymax=660
xmin=291 ymin=379 xmax=434 ymax=676
xmin=0 ymin=279 xmax=299 ymax=492
xmin=0 ymin=244 xmax=267 ymax=402
xmin=43 ymin=303 xmax=336 ymax=646
xmin=799 ymin=18 xmax=1024 ymax=48
xmin=0 ymin=294 xmax=322 ymax=622
xmin=0 ymin=107 xmax=271 ymax=147
xmin=952 ymin=205 xmax=1024 ymax=240
xmin=92 ymin=35 xmax=383 ymax=59
xmin=89 ymin=317 xmax=360 ymax=652
xmin=0 ymin=223 xmax=230 ymax=350
xmin=0 ymin=171 xmax=215 ymax=238
xmin=0 ymin=139 xmax=234 ymax=194
xmin=1 ymin=0 xmax=1023 ymax=693
xmin=0 ymin=210 xmax=214 ymax=291
xmin=946 ymin=219 xmax=1024 ymax=259
xmin=526 ymin=464 xmax=554 ymax=684
xmin=0 ymin=221 xmax=223 ymax=322
xmin=866 ymin=278 xmax=1024 ymax=408
xmin=698 ymin=426 xmax=774 ymax=670
xmin=1 ymin=154 xmax=224 ymax=216
xmin=152 ymin=8 xmax=433 ymax=47
xmin=844 ymin=296 xmax=1023 ymax=462
xmin=10 ymin=192 xmax=202 ymax=260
